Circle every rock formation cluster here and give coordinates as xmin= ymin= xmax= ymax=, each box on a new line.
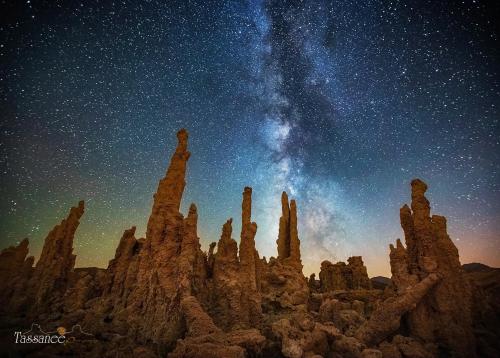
xmin=389 ymin=179 xmax=476 ymax=358
xmin=277 ymin=192 xmax=302 ymax=271
xmin=318 ymin=256 xmax=372 ymax=291
xmin=0 ymin=201 xmax=85 ymax=317
xmin=208 ymin=187 xmax=263 ymax=330
xmin=0 ymin=129 xmax=497 ymax=358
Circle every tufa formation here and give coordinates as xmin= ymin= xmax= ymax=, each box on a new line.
xmin=277 ymin=192 xmax=302 ymax=271
xmin=318 ymin=256 xmax=372 ymax=291
xmin=0 ymin=129 xmax=497 ymax=358
xmin=389 ymin=179 xmax=476 ymax=358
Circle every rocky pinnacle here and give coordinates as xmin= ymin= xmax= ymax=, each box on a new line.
xmin=32 ymin=201 xmax=84 ymax=310
xmin=390 ymin=178 xmax=475 ymax=358
xmin=146 ymin=128 xmax=190 ymax=243
xmin=276 ymin=191 xmax=302 ymax=271
xmin=239 ymin=187 xmax=258 ymax=291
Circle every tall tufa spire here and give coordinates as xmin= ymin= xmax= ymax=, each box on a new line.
xmin=389 ymin=178 xmax=475 ymax=358
xmin=31 ymin=201 xmax=85 ymax=310
xmin=276 ymin=191 xmax=302 ymax=271
xmin=146 ymin=128 xmax=190 ymax=243
xmin=239 ymin=187 xmax=258 ymax=291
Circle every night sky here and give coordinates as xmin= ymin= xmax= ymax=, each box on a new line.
xmin=1 ymin=0 xmax=498 ymax=276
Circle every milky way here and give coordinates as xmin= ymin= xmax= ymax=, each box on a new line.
xmin=1 ymin=0 xmax=498 ymax=276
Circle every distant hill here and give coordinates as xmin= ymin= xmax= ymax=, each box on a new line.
xmin=370 ymin=276 xmax=391 ymax=290
xmin=462 ymin=263 xmax=500 ymax=297
xmin=462 ymin=262 xmax=500 ymax=355
xmin=462 ymin=262 xmax=497 ymax=273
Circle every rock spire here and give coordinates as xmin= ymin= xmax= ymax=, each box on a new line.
xmin=276 ymin=191 xmax=302 ymax=271
xmin=390 ymin=179 xmax=476 ymax=358
xmin=30 ymin=201 xmax=84 ymax=311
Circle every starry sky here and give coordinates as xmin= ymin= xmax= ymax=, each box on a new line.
xmin=1 ymin=0 xmax=499 ymax=276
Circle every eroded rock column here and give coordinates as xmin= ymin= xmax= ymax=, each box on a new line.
xmin=390 ymin=179 xmax=476 ymax=358
xmin=276 ymin=191 xmax=302 ymax=271
xmin=238 ymin=187 xmax=262 ymax=327
xmin=30 ymin=201 xmax=84 ymax=313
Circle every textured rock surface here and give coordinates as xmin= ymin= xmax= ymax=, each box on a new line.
xmin=210 ymin=218 xmax=241 ymax=330
xmin=348 ymin=256 xmax=372 ymax=289
xmin=0 ymin=238 xmax=30 ymax=283
xmin=260 ymin=257 xmax=309 ymax=312
xmin=0 ymin=238 xmax=34 ymax=311
xmin=31 ymin=201 xmax=84 ymax=313
xmin=319 ymin=256 xmax=372 ymax=291
xmin=276 ymin=192 xmax=302 ymax=271
xmin=81 ymin=128 xmax=211 ymax=347
xmin=355 ymin=273 xmax=440 ymax=346
xmin=238 ymin=187 xmax=262 ymax=327
xmin=0 ymin=130 xmax=497 ymax=358
xmin=389 ymin=239 xmax=418 ymax=292
xmin=271 ymin=313 xmax=340 ymax=358
xmin=378 ymin=335 xmax=436 ymax=358
xmin=390 ymin=179 xmax=476 ymax=358
xmin=103 ymin=226 xmax=142 ymax=300
xmin=209 ymin=187 xmax=262 ymax=330
xmin=0 ymin=202 xmax=85 ymax=317
xmin=169 ymin=328 xmax=265 ymax=358
xmin=319 ymin=260 xmax=349 ymax=290
xmin=64 ymin=267 xmax=106 ymax=313
xmin=260 ymin=192 xmax=309 ymax=312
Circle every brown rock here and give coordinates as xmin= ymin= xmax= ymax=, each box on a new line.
xmin=225 ymin=329 xmax=266 ymax=355
xmin=261 ymin=193 xmax=309 ymax=311
xmin=211 ymin=218 xmax=242 ymax=330
xmin=104 ymin=226 xmax=141 ymax=298
xmin=361 ymin=348 xmax=383 ymax=358
xmin=348 ymin=257 xmax=372 ymax=289
xmin=207 ymin=241 xmax=216 ymax=276
xmin=0 ymin=202 xmax=87 ymax=320
xmin=179 ymin=204 xmax=208 ymax=297
xmin=276 ymin=192 xmax=302 ymax=271
xmin=389 ymin=239 xmax=418 ymax=292
xmin=0 ymin=239 xmax=33 ymax=310
xmin=334 ymin=309 xmax=366 ymax=336
xmin=169 ymin=328 xmax=265 ymax=358
xmin=29 ymin=201 xmax=84 ymax=315
xmin=169 ymin=339 xmax=245 ymax=358
xmin=182 ymin=295 xmax=220 ymax=337
xmin=378 ymin=341 xmax=403 ymax=358
xmin=260 ymin=257 xmax=309 ymax=311
xmin=238 ymin=187 xmax=262 ymax=327
xmin=271 ymin=314 xmax=334 ymax=358
xmin=331 ymin=335 xmax=366 ymax=358
xmin=215 ymin=219 xmax=239 ymax=263
xmin=389 ymin=335 xmax=435 ymax=358
xmin=308 ymin=273 xmax=319 ymax=292
xmin=355 ymin=273 xmax=439 ymax=346
xmin=319 ymin=260 xmax=349 ymax=291
xmin=84 ymin=129 xmax=213 ymax=347
xmin=391 ymin=179 xmax=476 ymax=357
xmin=0 ymin=238 xmax=30 ymax=281
xmin=319 ymin=256 xmax=371 ymax=292
xmin=0 ymin=132 xmax=494 ymax=358
xmin=352 ymin=300 xmax=365 ymax=316
xmin=64 ymin=267 xmax=106 ymax=313
xmin=211 ymin=187 xmax=262 ymax=330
